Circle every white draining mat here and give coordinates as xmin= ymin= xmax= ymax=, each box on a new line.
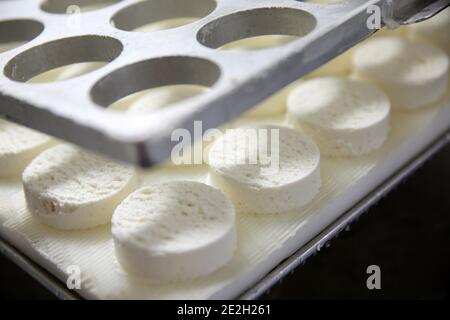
xmin=0 ymin=92 xmax=449 ymax=299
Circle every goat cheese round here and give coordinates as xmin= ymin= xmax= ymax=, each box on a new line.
xmin=287 ymin=77 xmax=391 ymax=156
xmin=112 ymin=181 xmax=236 ymax=282
xmin=208 ymin=125 xmax=321 ymax=214
xmin=0 ymin=119 xmax=52 ymax=178
xmin=352 ymin=36 xmax=449 ymax=109
xmin=22 ymin=144 xmax=139 ymax=230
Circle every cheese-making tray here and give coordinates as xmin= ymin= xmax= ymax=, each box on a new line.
xmin=0 ymin=0 xmax=449 ymax=300
xmin=0 ymin=90 xmax=449 ymax=299
xmin=0 ymin=0 xmax=447 ymax=166
xmin=1 ymin=126 xmax=450 ymax=300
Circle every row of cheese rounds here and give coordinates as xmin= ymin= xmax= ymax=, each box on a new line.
xmin=1 ymin=10 xmax=448 ymax=283
xmin=17 ymin=123 xmax=322 ymax=282
xmin=248 ymin=7 xmax=450 ymax=116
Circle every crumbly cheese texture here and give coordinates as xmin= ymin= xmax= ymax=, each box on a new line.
xmin=408 ymin=7 xmax=450 ymax=55
xmin=352 ymin=36 xmax=449 ymax=109
xmin=208 ymin=125 xmax=321 ymax=214
xmin=112 ymin=181 xmax=236 ymax=283
xmin=22 ymin=144 xmax=139 ymax=230
xmin=287 ymin=77 xmax=391 ymax=156
xmin=0 ymin=119 xmax=53 ymax=177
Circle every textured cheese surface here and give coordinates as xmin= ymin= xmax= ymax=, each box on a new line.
xmin=287 ymin=77 xmax=390 ymax=156
xmin=208 ymin=125 xmax=321 ymax=214
xmin=22 ymin=144 xmax=139 ymax=230
xmin=112 ymin=181 xmax=236 ymax=282
xmin=0 ymin=119 xmax=52 ymax=177
xmin=353 ymin=36 xmax=449 ymax=109
xmin=1 ymin=98 xmax=449 ymax=299
xmin=288 ymin=77 xmax=390 ymax=130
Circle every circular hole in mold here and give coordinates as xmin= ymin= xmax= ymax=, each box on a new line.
xmin=0 ymin=19 xmax=44 ymax=53
xmin=91 ymin=56 xmax=220 ymax=113
xmin=220 ymin=35 xmax=299 ymax=51
xmin=41 ymin=0 xmax=121 ymax=14
xmin=197 ymin=7 xmax=316 ymax=50
xmin=4 ymin=35 xmax=123 ymax=83
xmin=27 ymin=61 xmax=108 ymax=83
xmin=109 ymin=84 xmax=208 ymax=114
xmin=111 ymin=0 xmax=216 ymax=32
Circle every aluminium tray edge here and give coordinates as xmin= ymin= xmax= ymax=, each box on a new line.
xmin=238 ymin=129 xmax=450 ymax=300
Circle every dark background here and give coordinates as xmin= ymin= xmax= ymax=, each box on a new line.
xmin=1 ymin=145 xmax=449 ymax=300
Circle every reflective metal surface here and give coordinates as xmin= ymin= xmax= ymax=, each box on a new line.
xmin=0 ymin=0 xmax=446 ymax=166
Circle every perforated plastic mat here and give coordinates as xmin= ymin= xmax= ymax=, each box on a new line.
xmin=0 ymin=91 xmax=449 ymax=299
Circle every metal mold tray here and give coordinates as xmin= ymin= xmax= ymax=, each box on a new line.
xmin=0 ymin=0 xmax=447 ymax=166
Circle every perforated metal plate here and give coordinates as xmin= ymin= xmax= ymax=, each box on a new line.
xmin=0 ymin=0 xmax=447 ymax=166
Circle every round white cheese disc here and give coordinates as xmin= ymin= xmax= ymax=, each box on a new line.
xmin=22 ymin=144 xmax=139 ymax=230
xmin=112 ymin=181 xmax=236 ymax=282
xmin=287 ymin=77 xmax=391 ymax=156
xmin=0 ymin=119 xmax=53 ymax=178
xmin=208 ymin=125 xmax=321 ymax=214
